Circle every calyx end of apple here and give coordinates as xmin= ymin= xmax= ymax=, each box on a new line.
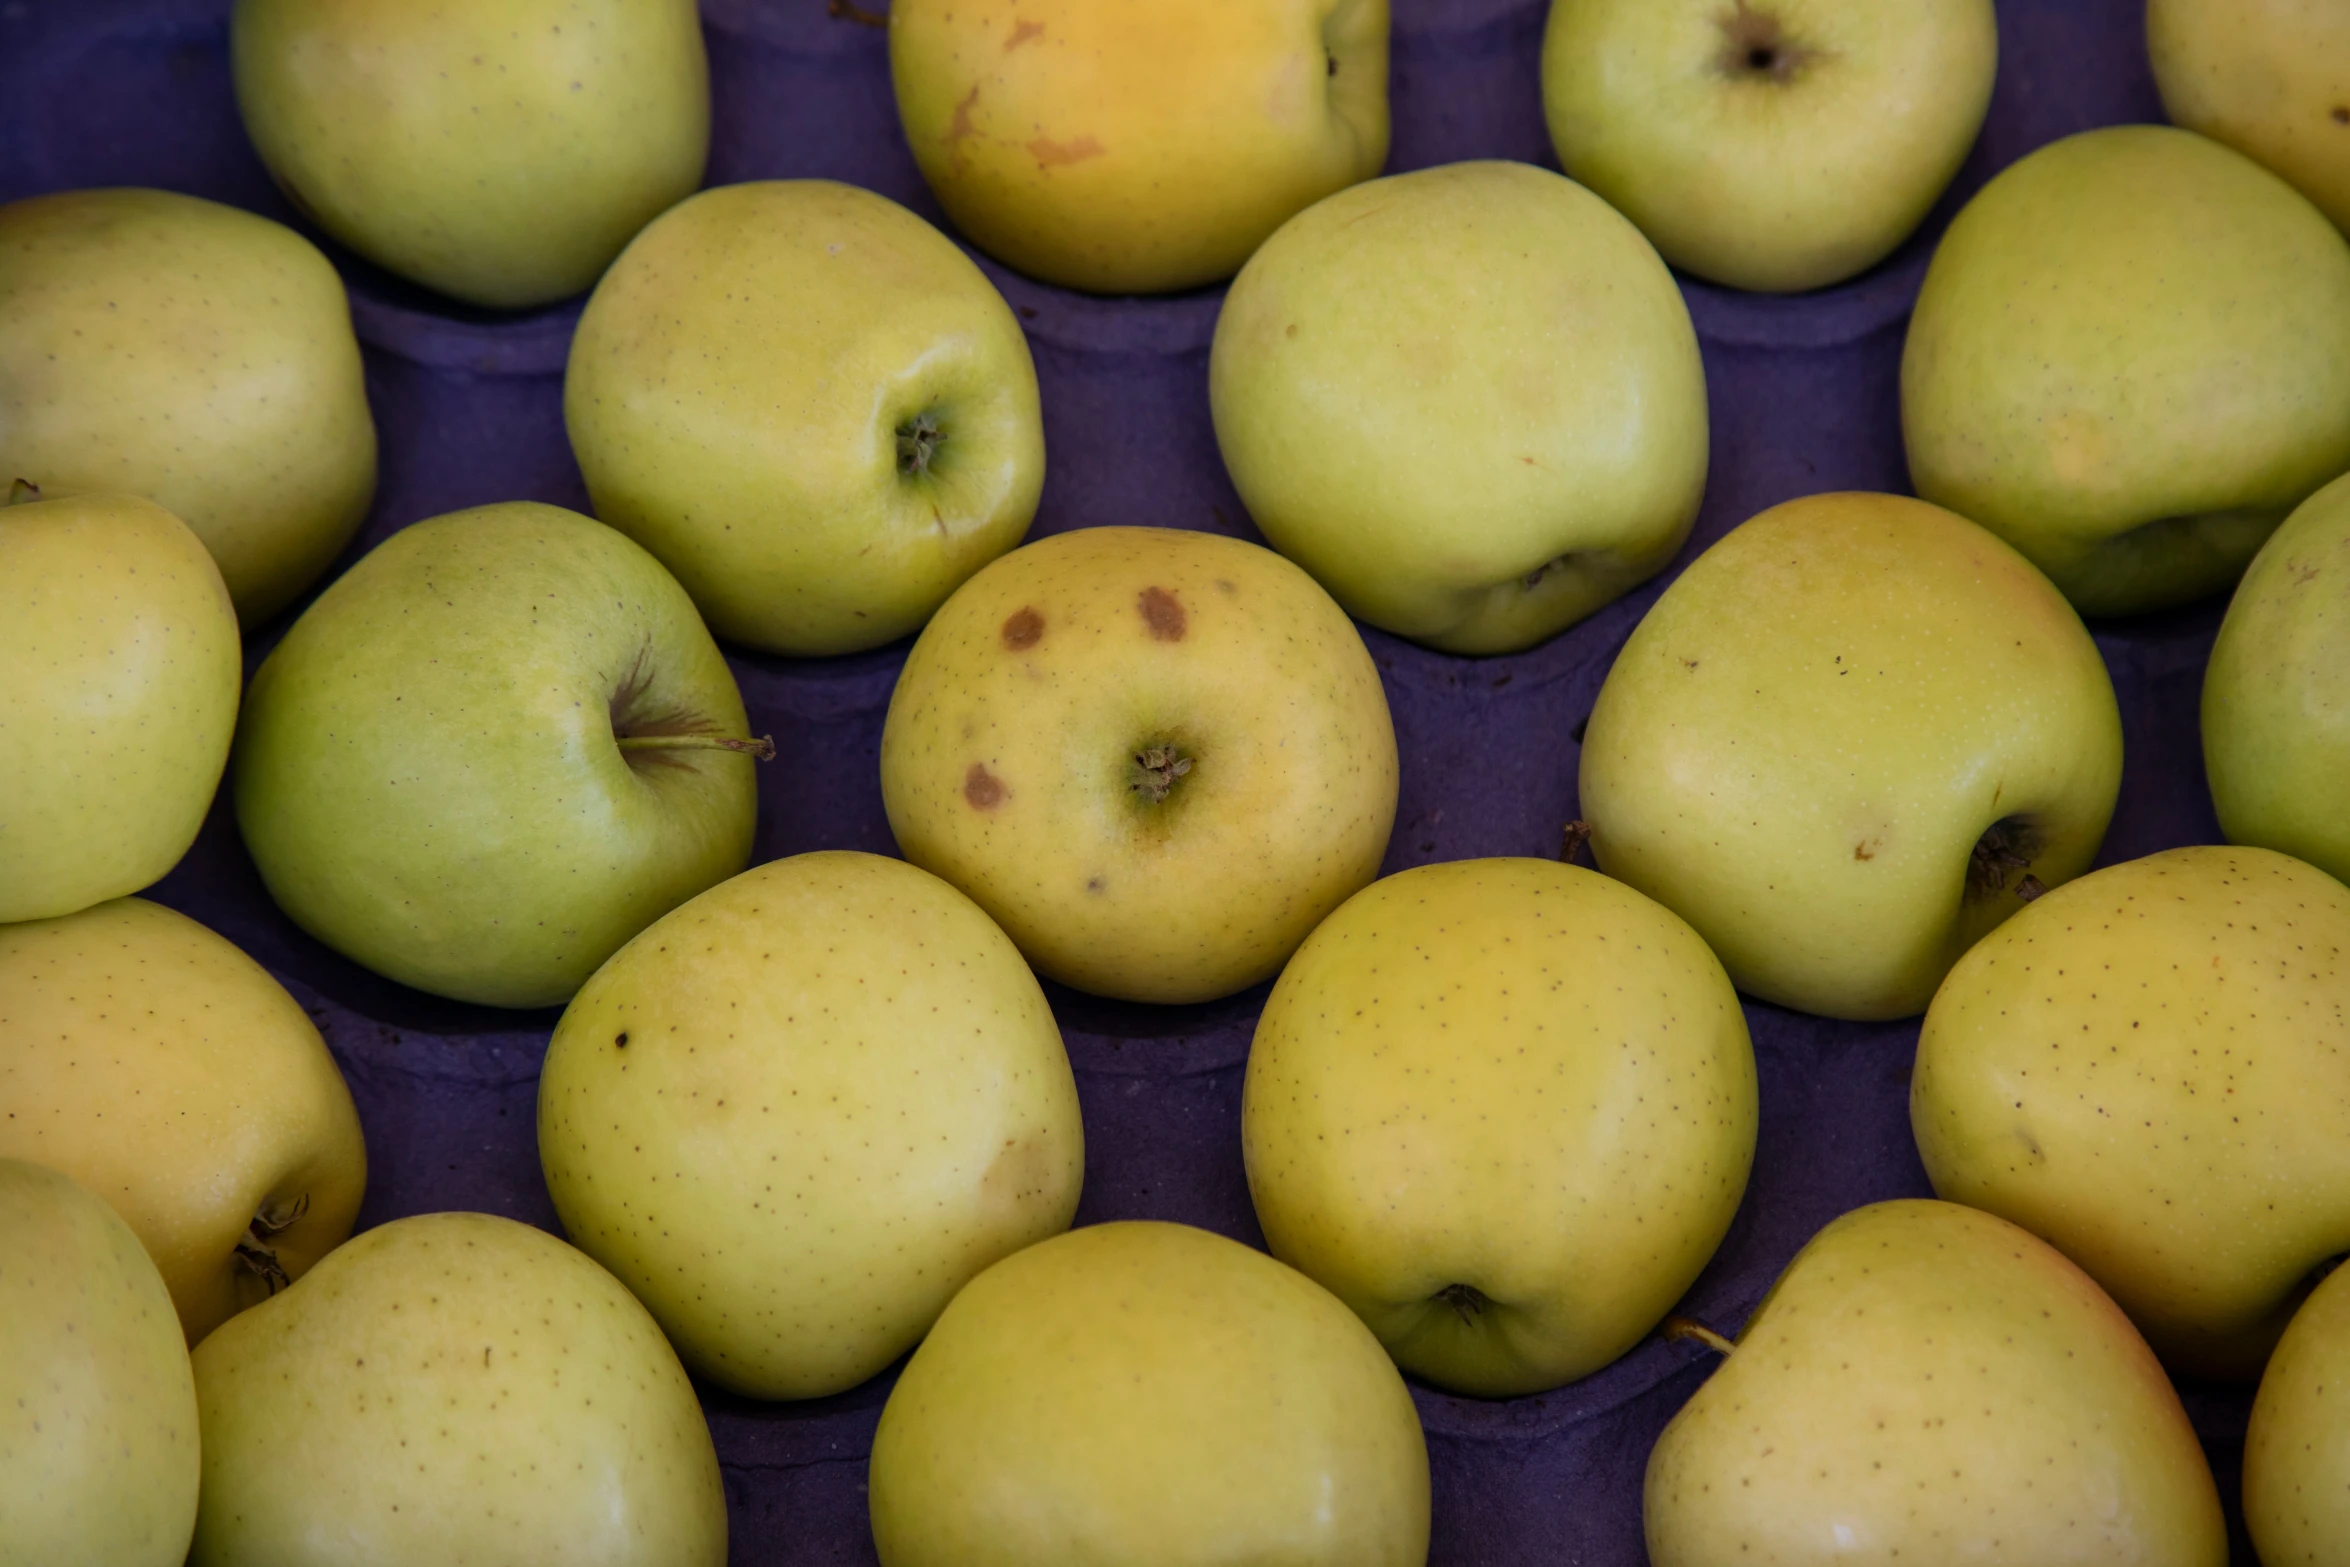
xmin=1964 ymin=815 xmax=2044 ymax=904
xmin=897 ymin=410 xmax=945 ymax=480
xmin=6 ymin=477 xmax=39 ymax=507
xmin=1434 ymin=1281 xmax=1489 ymax=1324
xmin=233 ymin=1191 xmax=311 ymax=1298
xmin=1128 ymin=743 xmax=1194 ymax=805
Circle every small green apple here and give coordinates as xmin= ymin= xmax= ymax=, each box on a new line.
xmin=0 ymin=188 xmax=376 ymax=624
xmin=1209 ymin=160 xmax=1708 ymax=654
xmin=2150 ymin=0 xmax=2350 ymax=234
xmin=1913 ymin=845 xmax=2350 ymax=1380
xmin=231 ymin=0 xmax=709 ymax=309
xmin=869 ymin=1220 xmax=1430 ymax=1566
xmin=1580 ymin=491 xmax=2123 ymax=1021
xmin=2244 ymin=1259 xmax=2350 ymax=1566
xmin=1243 ymin=857 xmax=1756 ymax=1397
xmin=889 ymin=0 xmax=1388 ymax=293
xmin=567 ymin=180 xmax=1044 ymax=656
xmin=1904 ymin=124 xmax=2350 ymax=616
xmin=880 ymin=525 xmax=1398 ymax=1004
xmin=0 ymin=1159 xmax=199 ymax=1567
xmin=2202 ymin=470 xmax=2350 ymax=885
xmin=0 ymin=488 xmax=241 ymax=926
xmin=1541 ymin=0 xmax=1997 ymax=292
xmin=539 ymin=850 xmax=1084 ymax=1400
xmin=189 ymin=1211 xmax=726 ymax=1566
xmin=234 ymin=501 xmax=762 ymax=1009
xmin=1645 ymin=1200 xmax=2226 ymax=1564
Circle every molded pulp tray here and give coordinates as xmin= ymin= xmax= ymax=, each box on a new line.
xmin=0 ymin=0 xmax=2256 ymax=1560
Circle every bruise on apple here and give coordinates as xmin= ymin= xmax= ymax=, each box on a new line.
xmin=964 ymin=762 xmax=1008 ymax=809
xmin=1000 ymin=606 xmax=1044 ymax=649
xmin=1139 ymin=584 xmax=1187 ymax=640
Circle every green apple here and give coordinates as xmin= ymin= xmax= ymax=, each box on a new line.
xmin=0 ymin=1159 xmax=199 ymax=1567
xmin=1904 ymin=124 xmax=2350 ymax=616
xmin=189 ymin=1210 xmax=725 ymax=1566
xmin=1645 ymin=1199 xmax=2226 ymax=1564
xmin=1243 ymin=857 xmax=1756 ymax=1397
xmin=1541 ymin=0 xmax=1997 ymax=292
xmin=567 ymin=180 xmax=1044 ymax=656
xmin=2202 ymin=470 xmax=2350 ymax=884
xmin=2151 ymin=0 xmax=2350 ymax=234
xmin=0 ymin=188 xmax=376 ymax=625
xmin=234 ymin=501 xmax=761 ymax=1009
xmin=1912 ymin=845 xmax=2350 ymax=1380
xmin=1208 ymin=160 xmax=1708 ymax=654
xmin=539 ymin=850 xmax=1083 ymax=1399
xmin=0 ymin=488 xmax=241 ymax=926
xmin=869 ymin=1220 xmax=1429 ymax=1566
xmin=1580 ymin=491 xmax=2122 ymax=1021
xmin=889 ymin=0 xmax=1388 ymax=294
xmin=2244 ymin=1259 xmax=2350 ymax=1566
xmin=231 ymin=0 xmax=709 ymax=308
xmin=880 ymin=525 xmax=1398 ymax=1004
xmin=0 ymin=898 xmax=366 ymax=1346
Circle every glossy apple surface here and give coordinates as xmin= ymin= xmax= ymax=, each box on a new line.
xmin=2150 ymin=0 xmax=2350 ymax=233
xmin=2244 ymin=1260 xmax=2350 ymax=1566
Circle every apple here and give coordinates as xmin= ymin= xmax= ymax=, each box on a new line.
xmin=0 ymin=1159 xmax=199 ymax=1567
xmin=1540 ymin=0 xmax=1997 ymax=293
xmin=879 ymin=525 xmax=1398 ymax=1004
xmin=230 ymin=0 xmax=709 ymax=309
xmin=0 ymin=898 xmax=367 ymax=1346
xmin=567 ymin=180 xmax=1044 ymax=656
xmin=1912 ymin=844 xmax=2350 ymax=1380
xmin=1208 ymin=160 xmax=1709 ymax=654
xmin=0 ymin=187 xmax=376 ymax=625
xmin=2150 ymin=0 xmax=2350 ymax=234
xmin=1579 ymin=491 xmax=2123 ymax=1021
xmin=0 ymin=487 xmax=241 ymax=926
xmin=2244 ymin=1259 xmax=2350 ymax=1566
xmin=1903 ymin=124 xmax=2350 ymax=616
xmin=233 ymin=501 xmax=762 ymax=1009
xmin=2201 ymin=470 xmax=2350 ymax=885
xmin=539 ymin=850 xmax=1084 ymax=1400
xmin=188 ymin=1210 xmax=726 ymax=1565
xmin=868 ymin=1220 xmax=1429 ymax=1566
xmin=1242 ymin=857 xmax=1756 ymax=1397
xmin=888 ymin=0 xmax=1389 ymax=294
xmin=1645 ymin=1199 xmax=2226 ymax=1564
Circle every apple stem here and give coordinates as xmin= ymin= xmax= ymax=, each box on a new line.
xmin=1665 ymin=1316 xmax=1737 ymax=1357
xmin=1560 ymin=819 xmax=1593 ymax=865
xmin=616 ymin=733 xmax=777 ymax=760
xmin=827 ymin=0 xmax=887 ymax=25
xmin=6 ymin=478 xmax=39 ymax=506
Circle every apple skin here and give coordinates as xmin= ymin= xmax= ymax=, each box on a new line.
xmin=188 ymin=1210 xmax=726 ymax=1567
xmin=0 ymin=1159 xmax=200 ymax=1567
xmin=1912 ymin=845 xmax=2350 ymax=1381
xmin=1541 ymin=0 xmax=1996 ymax=293
xmin=2202 ymin=470 xmax=2350 ymax=885
xmin=2150 ymin=0 xmax=2350 ymax=234
xmin=1580 ymin=492 xmax=2122 ymax=1021
xmin=230 ymin=0 xmax=709 ymax=309
xmin=1209 ymin=160 xmax=1708 ymax=654
xmin=0 ymin=490 xmax=241 ymax=926
xmin=0 ymin=188 xmax=376 ymax=625
xmin=868 ymin=1221 xmax=1430 ymax=1567
xmin=2244 ymin=1260 xmax=2350 ymax=1566
xmin=539 ymin=850 xmax=1084 ymax=1400
xmin=1242 ymin=857 xmax=1756 ymax=1397
xmin=567 ymin=180 xmax=1044 ymax=656
xmin=880 ymin=525 xmax=1398 ymax=1004
xmin=0 ymin=898 xmax=366 ymax=1347
xmin=1903 ymin=124 xmax=2350 ymax=617
xmin=234 ymin=502 xmax=760 ymax=1010
xmin=1645 ymin=1199 xmax=2225 ymax=1565
xmin=889 ymin=0 xmax=1388 ymax=294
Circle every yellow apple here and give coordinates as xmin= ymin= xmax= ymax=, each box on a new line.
xmin=1243 ymin=857 xmax=1756 ymax=1397
xmin=0 ymin=188 xmax=376 ymax=624
xmin=0 ymin=898 xmax=367 ymax=1347
xmin=1903 ymin=124 xmax=2350 ymax=615
xmin=2244 ymin=1260 xmax=2350 ymax=1566
xmin=1209 ymin=160 xmax=1708 ymax=654
xmin=1580 ymin=492 xmax=2122 ymax=1021
xmin=1645 ymin=1199 xmax=2225 ymax=1565
xmin=0 ymin=1159 xmax=199 ymax=1567
xmin=880 ymin=525 xmax=1398 ymax=1004
xmin=2150 ymin=0 xmax=2350 ymax=233
xmin=567 ymin=180 xmax=1044 ymax=655
xmin=888 ymin=0 xmax=1388 ymax=293
xmin=539 ymin=851 xmax=1083 ymax=1400
xmin=1912 ymin=845 xmax=2350 ymax=1380
xmin=868 ymin=1220 xmax=1429 ymax=1566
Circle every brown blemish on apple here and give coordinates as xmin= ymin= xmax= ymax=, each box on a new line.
xmin=1005 ymin=18 xmax=1044 ymax=50
xmin=963 ymin=763 xmax=1007 ymax=809
xmin=1214 ymin=578 xmax=1237 ymax=596
xmin=2291 ymin=560 xmax=2321 ymax=587
xmin=1854 ymin=839 xmax=1879 ymax=861
xmin=1285 ymin=323 xmax=1298 ymax=338
xmin=2334 ymin=106 xmax=2350 ymax=126
xmin=1086 ymin=876 xmax=1106 ymax=894
xmin=943 ymin=86 xmax=981 ymax=146
xmin=981 ymin=1133 xmax=1057 ymax=1206
xmin=1001 ymin=606 xmax=1044 ymax=649
xmin=1028 ymin=133 xmax=1106 ymax=168
xmin=1139 ymin=585 xmax=1186 ymax=640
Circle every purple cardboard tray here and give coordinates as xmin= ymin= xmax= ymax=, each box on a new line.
xmin=0 ymin=1 xmax=2257 ymax=1560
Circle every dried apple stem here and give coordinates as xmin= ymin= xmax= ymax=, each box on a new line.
xmin=616 ymin=734 xmax=776 ymax=760
xmin=1665 ymin=1316 xmax=1737 ymax=1357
